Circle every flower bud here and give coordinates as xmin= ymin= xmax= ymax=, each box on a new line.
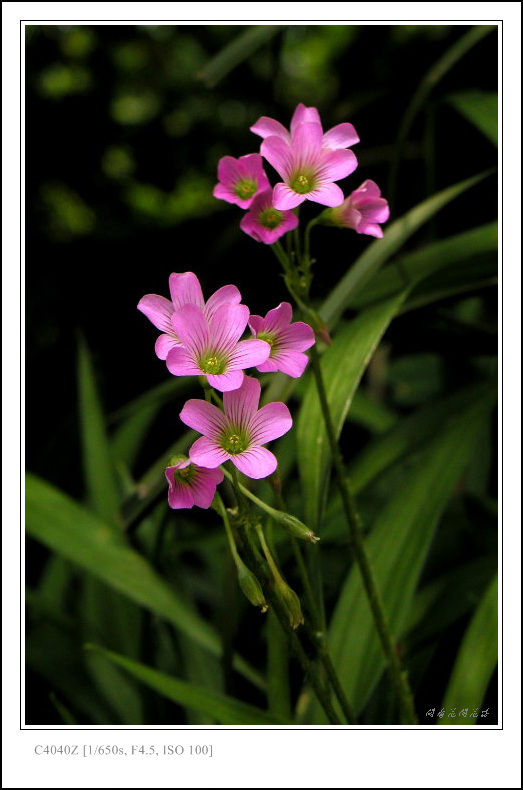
xmin=275 ymin=579 xmax=304 ymax=629
xmin=236 ymin=559 xmax=268 ymax=613
xmin=276 ymin=512 xmax=320 ymax=543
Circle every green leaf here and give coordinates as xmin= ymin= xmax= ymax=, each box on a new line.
xmin=77 ymin=337 xmax=120 ymax=527
xmin=348 ymin=383 xmax=496 ymax=494
xmin=320 ymin=172 xmax=493 ymax=327
xmin=25 ymin=473 xmax=263 ymax=690
xmin=111 ymin=404 xmax=160 ymax=470
xmin=347 ymin=222 xmax=498 ymax=311
xmin=89 ymin=645 xmax=291 ymax=725
xmin=439 ymin=574 xmax=498 ymax=724
xmin=310 ymin=388 xmax=496 ymax=720
xmin=447 ymin=91 xmax=498 ymax=145
xmin=198 ymin=26 xmax=284 ymax=87
xmin=297 ymin=293 xmax=407 ymax=530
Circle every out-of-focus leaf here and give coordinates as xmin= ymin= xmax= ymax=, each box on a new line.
xmin=447 ymin=91 xmax=498 ymax=145
xmin=309 ymin=387 xmax=496 ymax=721
xmin=320 ymin=172 xmax=493 ymax=327
xmin=406 ymin=556 xmax=497 ymax=648
xmin=347 ymin=391 xmax=397 ymax=434
xmin=25 ymin=473 xmax=263 ymax=690
xmin=439 ymin=574 xmax=498 ymax=724
xmin=267 ymin=609 xmax=291 ymax=720
xmin=198 ymin=26 xmax=284 ymax=87
xmin=89 ymin=646 xmax=291 ymax=725
xmin=77 ymin=337 xmax=120 ymax=527
xmin=348 ymin=222 xmax=497 ymax=311
xmin=297 ymin=293 xmax=407 ymax=530
xmin=109 ymin=377 xmax=195 ymax=424
xmin=111 ymin=404 xmax=160 ymax=470
xmin=348 ymin=383 xmax=496 ymax=494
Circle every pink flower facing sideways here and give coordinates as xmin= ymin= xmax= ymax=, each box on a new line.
xmin=180 ymin=376 xmax=292 ymax=479
xmin=240 ymin=188 xmax=298 ymax=244
xmin=249 ymin=302 xmax=315 ymax=377
xmin=166 ymin=302 xmax=270 ymax=392
xmin=213 ymin=153 xmax=270 ymax=209
xmin=137 ymin=272 xmax=242 ymax=361
xmin=251 ymin=102 xmax=360 ymax=151
xmin=165 ymin=457 xmax=224 ymax=510
xmin=329 ymin=180 xmax=390 ymax=238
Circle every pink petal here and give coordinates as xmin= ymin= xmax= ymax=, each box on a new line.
xmin=291 ymin=104 xmax=321 ymax=133
xmin=357 ymin=223 xmax=384 ymax=238
xmin=180 ymin=399 xmax=226 ymax=438
xmin=291 ymin=122 xmax=324 ymax=163
xmin=189 ymin=436 xmax=229 ymax=468
xmin=155 ymin=333 xmax=180 ymax=360
xmin=354 ymin=179 xmax=382 ymax=199
xmin=167 ymin=480 xmax=195 ymax=509
xmin=240 ymin=212 xmax=264 ymax=243
xmin=171 ymin=303 xmax=209 ymax=355
xmin=191 ymin=467 xmax=224 ymax=508
xmin=205 ymin=284 xmax=242 ymax=319
xmin=248 ymin=315 xmax=264 ymax=335
xmin=217 ymin=155 xmax=241 ymax=186
xmin=255 ymin=357 xmax=282 ymax=373
xmin=137 ymin=294 xmax=174 ymax=333
xmin=262 ymin=302 xmax=293 ymax=333
xmin=228 ymin=339 xmax=271 ymax=370
xmin=232 ymin=446 xmax=278 ymax=479
xmin=322 ymin=122 xmax=359 ymax=149
xmin=166 ymin=346 xmax=202 ymax=376
xmin=208 ymin=303 xmax=250 ymax=351
xmin=307 ymin=183 xmax=345 ymax=207
xmin=318 ymin=148 xmax=358 ymax=182
xmin=250 ymin=402 xmax=292 ymax=444
xmin=250 ymin=116 xmax=289 ymax=141
xmin=269 ymin=349 xmax=310 ymax=378
xmin=272 ymin=183 xmax=306 ymax=210
xmin=169 ymin=272 xmax=205 ymax=312
xmin=279 ymin=321 xmax=315 ymax=351
xmin=207 ymin=369 xmax=244 ymax=392
xmin=213 ymin=182 xmax=238 ymax=204
xmin=260 ymin=136 xmax=293 ymax=180
xmin=223 ymin=375 xmax=261 ymax=426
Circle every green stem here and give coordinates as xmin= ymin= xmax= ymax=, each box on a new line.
xmin=308 ymin=343 xmax=418 ymax=724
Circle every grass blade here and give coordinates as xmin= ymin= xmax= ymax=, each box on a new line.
xmin=89 ymin=645 xmax=291 ymax=725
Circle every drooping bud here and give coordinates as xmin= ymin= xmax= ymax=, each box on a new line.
xmin=236 ymin=558 xmax=268 ymax=612
xmin=274 ymin=578 xmax=304 ymax=629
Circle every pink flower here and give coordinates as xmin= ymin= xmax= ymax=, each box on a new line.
xmin=249 ymin=302 xmax=315 ymax=378
xmin=260 ymin=122 xmax=358 ymax=210
xmin=165 ymin=303 xmax=270 ymax=392
xmin=240 ymin=188 xmax=298 ymax=244
xmin=180 ymin=376 xmax=292 ymax=479
xmin=165 ymin=457 xmax=223 ymax=509
xmin=328 ymin=180 xmax=390 ymax=238
xmin=213 ymin=153 xmax=271 ymax=209
xmin=137 ymin=272 xmax=241 ymax=360
xmin=251 ymin=103 xmax=359 ymax=151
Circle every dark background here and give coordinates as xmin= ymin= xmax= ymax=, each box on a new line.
xmin=25 ymin=24 xmax=498 ymax=725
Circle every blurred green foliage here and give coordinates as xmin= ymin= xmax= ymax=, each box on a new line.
xmin=26 ymin=24 xmax=497 ymax=726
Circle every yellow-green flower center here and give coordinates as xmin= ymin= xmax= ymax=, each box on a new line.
xmin=173 ymin=465 xmax=196 ymax=484
xmin=257 ymin=331 xmax=276 ymax=353
xmin=234 ymin=179 xmax=257 ymax=200
xmin=259 ymin=208 xmax=283 ymax=230
xmin=200 ymin=354 xmax=226 ymax=375
xmin=221 ymin=428 xmax=249 ymax=455
xmin=290 ymin=172 xmax=315 ymax=194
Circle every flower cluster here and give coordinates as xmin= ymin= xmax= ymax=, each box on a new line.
xmin=213 ymin=103 xmax=389 ymax=243
xmin=138 ymin=272 xmax=315 ymax=507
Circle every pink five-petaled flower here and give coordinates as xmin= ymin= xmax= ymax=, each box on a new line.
xmin=137 ymin=271 xmax=242 ymax=361
xmin=213 ymin=153 xmax=271 ymax=209
xmin=165 ymin=457 xmax=223 ymax=509
xmin=249 ymin=302 xmax=315 ymax=378
xmin=251 ymin=102 xmax=359 ymax=152
xmin=328 ymin=180 xmax=390 ymax=238
xmin=260 ymin=121 xmax=358 ymax=211
xmin=240 ymin=188 xmax=299 ymax=244
xmin=180 ymin=376 xmax=292 ymax=479
xmin=165 ymin=303 xmax=270 ymax=392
